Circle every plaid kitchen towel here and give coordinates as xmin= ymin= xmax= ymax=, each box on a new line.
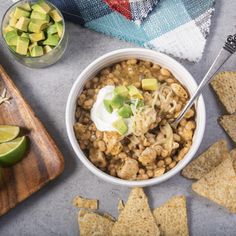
xmin=49 ymin=0 xmax=215 ymax=62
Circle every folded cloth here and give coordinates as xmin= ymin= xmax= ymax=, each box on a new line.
xmin=103 ymin=0 xmax=160 ymax=23
xmin=50 ymin=0 xmax=215 ymax=62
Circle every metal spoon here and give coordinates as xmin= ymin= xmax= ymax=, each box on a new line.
xmin=172 ymin=34 xmax=236 ymax=128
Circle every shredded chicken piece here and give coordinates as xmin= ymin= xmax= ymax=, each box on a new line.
xmin=117 ymin=158 xmax=139 ymax=180
xmin=103 ymin=132 xmax=122 ymax=155
xmin=139 ymin=147 xmax=157 ymax=166
xmin=132 ymin=107 xmax=157 ymax=136
xmin=89 ymin=148 xmax=107 ymax=168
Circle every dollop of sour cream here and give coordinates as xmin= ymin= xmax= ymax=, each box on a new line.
xmin=91 ymin=85 xmax=133 ymax=135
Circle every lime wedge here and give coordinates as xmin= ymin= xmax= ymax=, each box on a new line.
xmin=0 ymin=136 xmax=28 ymax=166
xmin=0 ymin=125 xmax=20 ymax=143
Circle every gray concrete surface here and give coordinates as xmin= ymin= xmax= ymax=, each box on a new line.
xmin=0 ymin=1 xmax=236 ymax=235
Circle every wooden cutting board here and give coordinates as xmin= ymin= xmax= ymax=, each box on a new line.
xmin=0 ymin=65 xmax=64 ymax=216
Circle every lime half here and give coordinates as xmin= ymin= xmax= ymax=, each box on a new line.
xmin=0 ymin=125 xmax=20 ymax=143
xmin=0 ymin=136 xmax=28 ymax=166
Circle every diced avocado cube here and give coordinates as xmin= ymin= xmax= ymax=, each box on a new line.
xmin=55 ymin=22 xmax=63 ymax=37
xmin=47 ymin=24 xmax=57 ymax=35
xmin=29 ymin=31 xmax=45 ymax=42
xmin=142 ymin=78 xmax=159 ymax=91
xmin=114 ymin=86 xmax=129 ymax=98
xmin=49 ymin=9 xmax=62 ymax=22
xmin=15 ymin=17 xmax=30 ymax=32
xmin=4 ymin=25 xmax=15 ymax=33
xmin=43 ymin=34 xmax=59 ymax=46
xmin=9 ymin=17 xmax=18 ymax=27
xmin=118 ymin=104 xmax=132 ymax=118
xmin=21 ymin=2 xmax=31 ymax=11
xmin=29 ymin=42 xmax=38 ymax=52
xmin=32 ymin=0 xmax=51 ymax=14
xmin=4 ymin=30 xmax=18 ymax=46
xmin=28 ymin=19 xmax=48 ymax=33
xmin=31 ymin=45 xmax=43 ymax=57
xmin=128 ymin=85 xmax=143 ymax=99
xmin=103 ymin=99 xmax=113 ymax=113
xmin=43 ymin=45 xmax=53 ymax=54
xmin=110 ymin=95 xmax=124 ymax=109
xmin=30 ymin=10 xmax=50 ymax=22
xmin=13 ymin=7 xmax=30 ymax=19
xmin=112 ymin=118 xmax=128 ymax=135
xmin=16 ymin=37 xmax=29 ymax=55
xmin=21 ymin=32 xmax=29 ymax=38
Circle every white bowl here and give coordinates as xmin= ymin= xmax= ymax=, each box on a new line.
xmin=66 ymin=48 xmax=206 ymax=187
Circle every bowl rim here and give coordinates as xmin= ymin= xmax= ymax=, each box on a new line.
xmin=66 ymin=48 xmax=206 ymax=187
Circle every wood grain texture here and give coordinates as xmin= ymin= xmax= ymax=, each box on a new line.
xmin=0 ymin=65 xmax=64 ymax=216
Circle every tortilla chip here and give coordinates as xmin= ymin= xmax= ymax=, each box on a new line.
xmin=78 ymin=210 xmax=115 ymax=236
xmin=153 ymin=196 xmax=189 ymax=236
xmin=112 ymin=188 xmax=160 ymax=236
xmin=182 ymin=140 xmax=228 ymax=180
xmin=230 ymin=149 xmax=236 ymax=171
xmin=211 ymin=72 xmax=236 ymax=114
xmin=219 ymin=115 xmax=236 ymax=143
xmin=192 ymin=156 xmax=236 ymax=213
xmin=73 ymin=196 xmax=98 ymax=209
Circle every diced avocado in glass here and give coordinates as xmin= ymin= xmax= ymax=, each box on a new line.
xmin=21 ymin=2 xmax=31 ymax=11
xmin=32 ymin=0 xmax=51 ymax=14
xmin=43 ymin=45 xmax=53 ymax=54
xmin=16 ymin=37 xmax=29 ymax=55
xmin=13 ymin=7 xmax=30 ymax=19
xmin=30 ymin=10 xmax=50 ymax=22
xmin=4 ymin=25 xmax=15 ymax=33
xmin=9 ymin=17 xmax=18 ymax=27
xmin=128 ymin=85 xmax=143 ymax=99
xmin=103 ymin=99 xmax=113 ymax=113
xmin=47 ymin=24 xmax=57 ymax=35
xmin=15 ymin=16 xmax=30 ymax=32
xmin=21 ymin=32 xmax=29 ymax=38
xmin=110 ymin=94 xmax=124 ymax=109
xmin=114 ymin=86 xmax=129 ymax=98
xmin=55 ymin=22 xmax=63 ymax=37
xmin=4 ymin=0 xmax=64 ymax=57
xmin=49 ymin=9 xmax=62 ymax=22
xmin=29 ymin=42 xmax=38 ymax=52
xmin=29 ymin=31 xmax=45 ymax=42
xmin=112 ymin=118 xmax=128 ymax=135
xmin=4 ymin=30 xmax=18 ymax=46
xmin=31 ymin=45 xmax=43 ymax=57
xmin=118 ymin=104 xmax=132 ymax=118
xmin=43 ymin=34 xmax=60 ymax=46
xmin=142 ymin=78 xmax=159 ymax=91
xmin=28 ymin=19 xmax=48 ymax=33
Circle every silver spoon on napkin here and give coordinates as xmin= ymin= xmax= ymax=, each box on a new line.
xmin=172 ymin=34 xmax=236 ymax=128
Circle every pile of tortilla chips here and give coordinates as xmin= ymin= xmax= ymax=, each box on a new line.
xmin=73 ymin=188 xmax=189 ymax=236
xmin=182 ymin=139 xmax=236 ymax=213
